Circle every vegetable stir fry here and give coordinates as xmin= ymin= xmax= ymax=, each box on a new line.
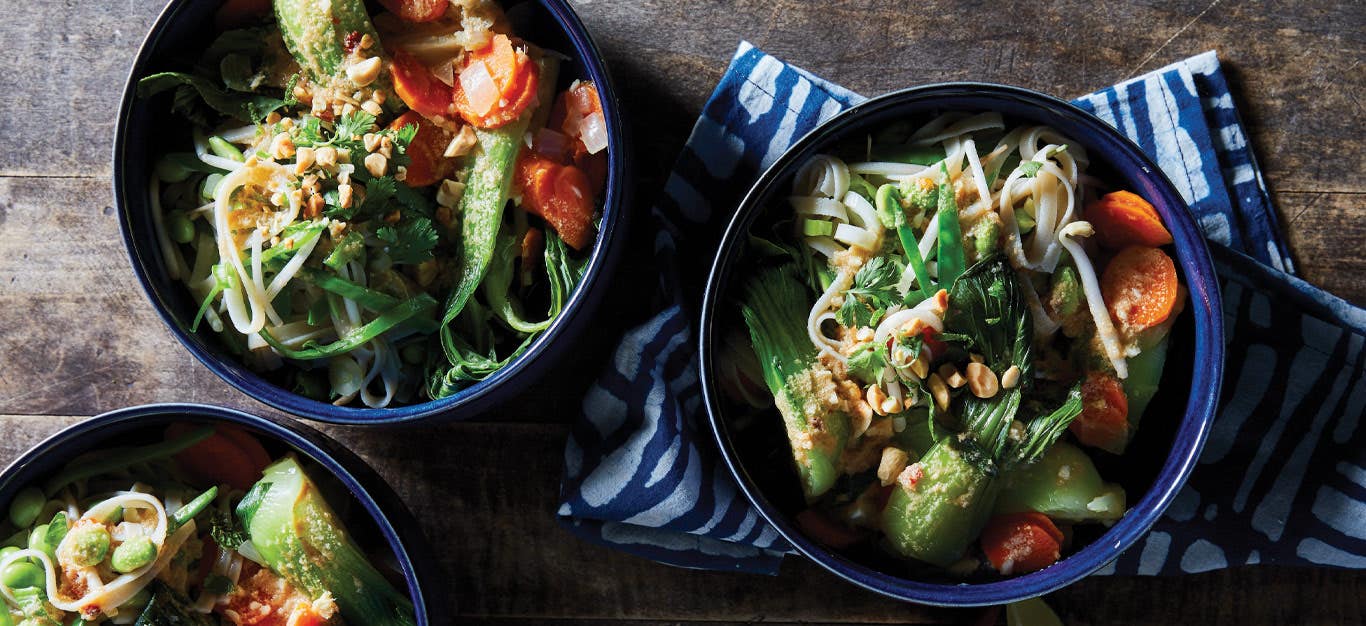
xmin=0 ymin=426 xmax=414 ymax=625
xmin=728 ymin=113 xmax=1185 ymax=576
xmin=137 ymin=0 xmax=607 ymax=408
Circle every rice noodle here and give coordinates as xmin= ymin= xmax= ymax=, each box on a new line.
xmin=847 ymin=161 xmax=928 ymax=177
xmin=808 ymin=270 xmax=854 ymax=361
xmin=149 ymin=177 xmax=187 ymax=281
xmin=793 ymin=155 xmax=849 ymax=199
xmin=912 ymin=112 xmax=1004 ymax=146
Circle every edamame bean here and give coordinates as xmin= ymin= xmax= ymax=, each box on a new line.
xmin=155 ymin=155 xmax=192 ymax=183
xmin=0 ymin=560 xmax=42 ymax=589
xmin=26 ymin=526 xmax=52 ymax=558
xmin=208 ymin=136 xmax=245 ymax=162
xmin=168 ymin=211 xmax=195 ymax=244
xmin=110 ymin=536 xmax=157 ymax=573
xmin=66 ymin=525 xmax=110 ymax=568
xmin=6 ymin=488 xmax=43 ymax=528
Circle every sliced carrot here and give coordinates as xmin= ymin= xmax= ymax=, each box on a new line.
xmin=286 ymin=605 xmax=330 ymax=626
xmin=795 ymin=509 xmax=863 ymax=549
xmin=390 ymin=49 xmax=454 ymax=118
xmin=515 ymin=152 xmax=597 ymax=250
xmin=1101 ymin=245 xmax=1179 ymax=332
xmin=980 ymin=512 xmax=1064 ymax=575
xmin=213 ymin=426 xmax=272 ymax=475
xmin=1070 ymin=372 xmax=1130 ymax=453
xmin=452 ymin=35 xmax=540 ymax=129
xmin=377 ymin=0 xmax=448 ymax=22
xmin=1086 ymin=191 xmax=1173 ymax=249
xmin=165 ymin=424 xmax=271 ymax=491
xmin=388 ymin=111 xmax=456 ymax=187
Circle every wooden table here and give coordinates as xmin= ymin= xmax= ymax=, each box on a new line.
xmin=2 ymin=0 xmax=1362 ymax=623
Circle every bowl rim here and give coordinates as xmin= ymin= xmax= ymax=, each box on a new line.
xmin=111 ymin=0 xmax=630 ymax=425
xmin=698 ymin=82 xmax=1224 ymax=606
xmin=0 ymin=402 xmax=440 ymax=623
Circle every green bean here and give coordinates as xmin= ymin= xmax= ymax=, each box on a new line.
xmin=168 ymin=211 xmax=195 ymax=244
xmin=65 ymin=525 xmax=110 ymax=567
xmin=0 ymin=560 xmax=42 ymax=589
xmin=208 ymin=135 xmax=245 ymax=162
xmin=934 ymin=165 xmax=966 ymax=288
xmin=877 ymin=184 xmax=936 ymax=303
xmin=168 ymin=487 xmax=217 ymax=532
xmin=43 ymin=426 xmax=213 ymax=496
xmin=7 ymin=487 xmax=43 ymax=528
xmin=110 ymin=536 xmax=157 ymax=573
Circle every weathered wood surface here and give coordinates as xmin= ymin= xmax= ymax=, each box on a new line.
xmin=0 ymin=0 xmax=1362 ymax=624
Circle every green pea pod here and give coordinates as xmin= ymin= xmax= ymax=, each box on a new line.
xmin=438 ymin=110 xmax=538 ymax=363
xmin=876 ymin=184 xmax=935 ymax=303
xmin=934 ymin=165 xmax=966 ymax=289
xmin=272 ymin=0 xmax=396 ymax=110
xmin=168 ymin=487 xmax=218 ymax=533
xmin=880 ymin=439 xmax=999 ymax=567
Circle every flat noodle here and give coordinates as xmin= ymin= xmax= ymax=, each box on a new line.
xmin=1058 ymin=221 xmax=1129 ymax=378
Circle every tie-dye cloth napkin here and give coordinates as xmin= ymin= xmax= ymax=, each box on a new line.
xmin=557 ymin=43 xmax=1366 ymax=575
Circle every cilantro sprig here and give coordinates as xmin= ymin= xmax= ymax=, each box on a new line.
xmin=377 ymin=217 xmax=440 ymax=265
xmin=836 ymin=256 xmax=902 ymax=327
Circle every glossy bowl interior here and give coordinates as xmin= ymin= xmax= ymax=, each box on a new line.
xmin=699 ymin=84 xmax=1224 ymax=606
xmin=113 ymin=0 xmax=630 ymax=424
xmin=0 ymin=403 xmax=444 ymax=623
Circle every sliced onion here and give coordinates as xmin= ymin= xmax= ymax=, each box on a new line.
xmin=459 ymin=61 xmax=498 ymax=116
xmin=579 ymin=111 xmax=608 ymax=154
xmin=430 ymin=59 xmax=455 ymax=87
xmin=534 ymin=128 xmax=570 ymax=158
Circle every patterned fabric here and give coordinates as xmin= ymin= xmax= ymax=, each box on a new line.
xmin=558 ymin=42 xmax=1366 ymax=575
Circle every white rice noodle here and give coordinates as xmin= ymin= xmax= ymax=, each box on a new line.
xmin=842 ymin=191 xmax=880 ymax=230
xmin=847 ymin=161 xmax=929 ymax=177
xmin=198 ymin=152 xmax=243 ymax=172
xmin=833 ymin=223 xmax=878 ymax=251
xmin=912 ymin=112 xmax=1004 ymax=146
xmin=917 ymin=211 xmax=940 ymax=262
xmin=999 ymin=160 xmax=1076 ymax=273
xmin=149 ymin=177 xmax=187 ymax=281
xmin=804 ymin=235 xmax=844 ymax=258
xmin=342 ymin=261 xmax=366 ymax=328
xmin=908 ymin=112 xmax=969 ymax=143
xmin=360 ymin=339 xmax=400 ymax=408
xmin=791 ymin=196 xmax=849 ymax=221
xmin=793 ymin=155 xmax=850 ymax=199
xmin=193 ymin=540 xmax=238 ymax=612
xmin=808 ymin=270 xmax=854 ymax=361
xmin=1057 ymin=221 xmax=1129 ymax=378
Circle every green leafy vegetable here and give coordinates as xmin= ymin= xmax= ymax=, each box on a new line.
xmin=1018 ymin=161 xmax=1043 ymax=178
xmin=208 ymin=512 xmax=248 ymax=551
xmin=138 ymin=72 xmax=287 ymax=125
xmin=836 ymin=256 xmax=901 ymax=327
xmin=377 ymin=217 xmax=439 ymax=265
xmin=846 ymin=341 xmax=888 ymax=385
xmin=740 ymin=265 xmax=851 ymax=501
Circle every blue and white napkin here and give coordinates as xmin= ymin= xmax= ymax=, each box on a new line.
xmin=558 ymin=43 xmax=1366 ymax=575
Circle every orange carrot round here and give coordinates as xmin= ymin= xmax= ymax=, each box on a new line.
xmin=1102 ymin=245 xmax=1179 ymax=332
xmin=1070 ymin=372 xmax=1130 ymax=453
xmin=1086 ymin=191 xmax=1173 ymax=249
xmin=390 ymin=50 xmax=454 ymax=118
xmin=980 ymin=512 xmax=1064 ymax=575
xmin=452 ymin=35 xmax=540 ymax=129
xmin=166 ymin=424 xmax=271 ymax=491
xmin=515 ymin=152 xmax=597 ymax=250
xmin=388 ymin=111 xmax=456 ymax=187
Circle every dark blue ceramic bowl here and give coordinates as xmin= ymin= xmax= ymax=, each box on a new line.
xmin=699 ymin=83 xmax=1224 ymax=606
xmin=0 ymin=403 xmax=445 ymax=622
xmin=113 ymin=1 xmax=630 ymax=424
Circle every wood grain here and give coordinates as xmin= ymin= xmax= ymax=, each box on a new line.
xmin=0 ymin=0 xmax=1362 ymax=623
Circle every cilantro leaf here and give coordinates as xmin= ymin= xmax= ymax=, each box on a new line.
xmin=1018 ymin=161 xmax=1043 ymax=178
xmin=334 ymin=111 xmax=376 ymax=144
xmin=836 ymin=256 xmax=902 ymax=327
xmin=377 ymin=217 xmax=440 ymax=265
xmin=389 ymin=123 xmax=418 ymax=148
xmin=846 ymin=341 xmax=888 ymax=384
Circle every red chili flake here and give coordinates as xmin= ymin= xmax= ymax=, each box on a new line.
xmin=344 ymin=31 xmax=362 ymax=53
